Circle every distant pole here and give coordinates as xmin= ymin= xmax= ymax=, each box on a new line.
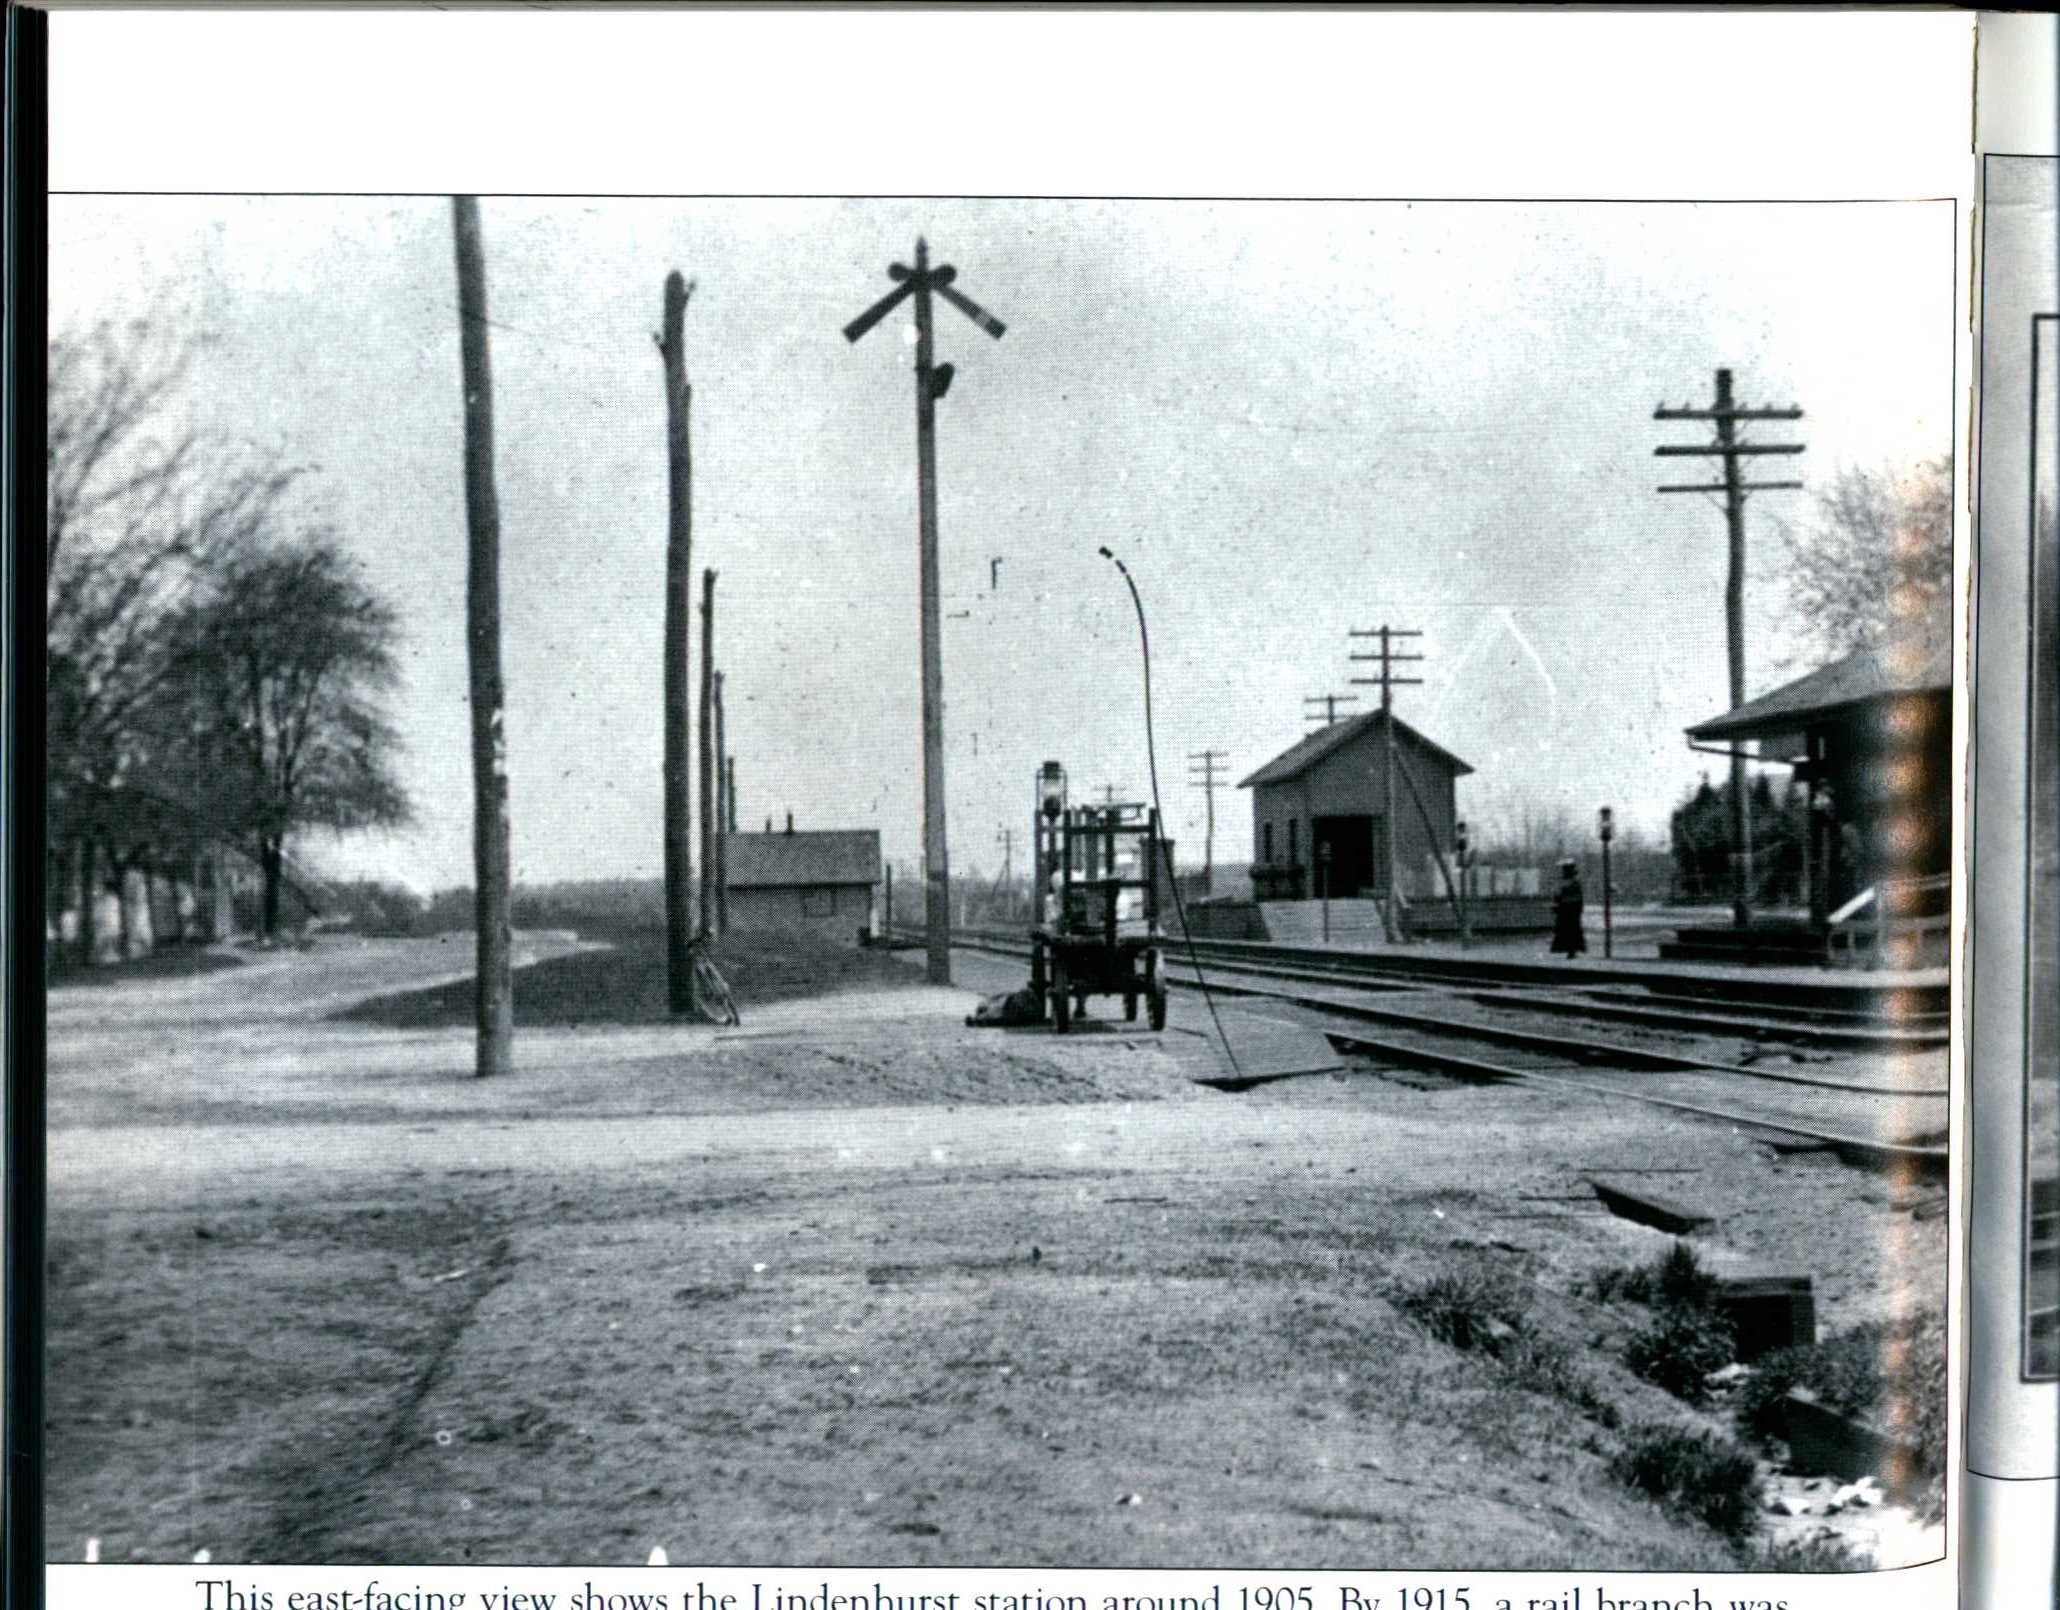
xmin=1319 ymin=842 xmax=1332 ymax=943
xmin=1303 ymin=693 xmax=1359 ymax=726
xmin=726 ymin=755 xmax=737 ymax=832
xmin=1655 ymin=369 xmax=1805 ymax=929
xmin=452 ymin=195 xmax=513 ymax=1077
xmin=656 ymin=270 xmax=697 ymax=1011
xmin=713 ymin=669 xmax=728 ymax=935
xmin=699 ymin=568 xmax=717 ymax=939
xmin=1349 ymin=624 xmax=1424 ymax=942
xmin=1598 ymin=805 xmax=1616 ymax=959
xmin=1187 ymin=748 xmax=1227 ymax=895
xmin=844 ymin=237 xmax=1007 ymax=985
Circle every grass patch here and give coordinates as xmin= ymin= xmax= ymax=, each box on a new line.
xmin=1736 ymin=1532 xmax=1871 ymax=1572
xmin=1395 ymin=1265 xmax=1620 ymax=1428
xmin=1610 ymin=1423 xmax=1762 ymax=1541
xmin=1503 ymin=1335 xmax=1622 ymax=1429
xmin=1735 ymin=1309 xmax=1947 ymax=1520
xmin=1396 ymin=1267 xmax=1526 ymax=1354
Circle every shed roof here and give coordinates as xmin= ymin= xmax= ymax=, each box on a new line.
xmin=1686 ymin=607 xmax=1953 ymax=742
xmin=1237 ymin=709 xmax=1474 ymax=789
xmin=723 ymin=829 xmax=881 ymax=889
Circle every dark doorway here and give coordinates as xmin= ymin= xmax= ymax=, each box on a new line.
xmin=1314 ymin=814 xmax=1377 ymax=897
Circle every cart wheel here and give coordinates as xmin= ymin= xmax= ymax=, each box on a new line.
xmin=1052 ymin=961 xmax=1071 ymax=1033
xmin=1124 ymin=994 xmax=1138 ymax=1022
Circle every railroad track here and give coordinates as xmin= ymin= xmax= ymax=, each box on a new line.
xmin=932 ymin=925 xmax=1947 ymax=1049
xmin=929 ymin=927 xmax=1948 ymax=1177
xmin=1309 ymin=1021 xmax=1946 ymax=1179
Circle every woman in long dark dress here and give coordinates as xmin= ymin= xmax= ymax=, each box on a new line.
xmin=1550 ymin=859 xmax=1587 ymax=958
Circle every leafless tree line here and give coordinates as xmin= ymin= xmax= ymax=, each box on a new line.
xmin=46 ymin=319 xmax=410 ymax=966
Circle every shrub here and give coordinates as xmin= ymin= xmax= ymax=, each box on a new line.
xmin=1610 ymin=1423 xmax=1763 ymax=1540
xmin=1586 ymin=1240 xmax=1717 ymax=1308
xmin=1397 ymin=1268 xmax=1527 ymax=1355
xmin=1652 ymin=1241 xmax=1721 ymax=1308
xmin=1625 ymin=1305 xmax=1738 ymax=1403
xmin=1734 ymin=1309 xmax=1947 ymax=1521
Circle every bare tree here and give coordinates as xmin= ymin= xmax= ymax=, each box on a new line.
xmin=1775 ymin=455 xmax=1952 ymax=663
xmin=46 ymin=319 xmax=302 ymax=960
xmin=155 ymin=534 xmax=411 ymax=937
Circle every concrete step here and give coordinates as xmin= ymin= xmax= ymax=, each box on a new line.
xmin=1259 ymin=899 xmax=1391 ymax=943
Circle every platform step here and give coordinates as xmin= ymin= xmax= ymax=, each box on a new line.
xmin=1660 ymin=922 xmax=1829 ymax=968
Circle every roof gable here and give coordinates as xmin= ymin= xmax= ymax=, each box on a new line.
xmin=1237 ymin=710 xmax=1473 ymax=789
xmin=723 ymin=830 xmax=881 ymax=888
xmin=1686 ymin=607 xmax=1953 ymax=742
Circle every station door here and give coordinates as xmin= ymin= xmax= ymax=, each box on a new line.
xmin=1314 ymin=814 xmax=1381 ymax=898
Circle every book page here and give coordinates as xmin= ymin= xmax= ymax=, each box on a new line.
xmin=1965 ymin=13 xmax=2060 ymax=1606
xmin=32 ymin=9 xmax=1977 ymax=1610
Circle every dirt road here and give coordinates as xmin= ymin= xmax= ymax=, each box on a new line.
xmin=45 ymin=936 xmax=1945 ymax=1570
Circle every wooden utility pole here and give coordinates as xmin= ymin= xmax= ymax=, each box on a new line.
xmin=726 ymin=755 xmax=737 ymax=832
xmin=713 ymin=670 xmax=729 ymax=935
xmin=1303 ymin=693 xmax=1358 ymax=726
xmin=1395 ymin=752 xmax=1471 ymax=948
xmin=1350 ymin=626 xmax=1424 ymax=944
xmin=657 ymin=271 xmax=696 ymax=1011
xmin=699 ymin=569 xmax=718 ymax=939
xmin=452 ymin=196 xmax=514 ymax=1077
xmin=1186 ymin=748 xmax=1227 ymax=895
xmin=1655 ymin=369 xmax=1805 ymax=929
xmin=844 ymin=238 xmax=1007 ymax=985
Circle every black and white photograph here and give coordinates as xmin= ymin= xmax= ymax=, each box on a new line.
xmin=41 ymin=183 xmax=1958 ymax=1575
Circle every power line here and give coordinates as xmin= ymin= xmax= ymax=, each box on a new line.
xmin=1653 ymin=367 xmax=1806 ymax=930
xmin=1186 ymin=748 xmax=1228 ymax=895
xmin=1303 ymin=692 xmax=1359 ymax=726
xmin=1349 ymin=625 xmax=1424 ymax=944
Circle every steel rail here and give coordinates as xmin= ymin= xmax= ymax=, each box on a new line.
xmin=1319 ymin=1029 xmax=1948 ymax=1178
xmin=938 ymin=930 xmax=1944 ymax=1097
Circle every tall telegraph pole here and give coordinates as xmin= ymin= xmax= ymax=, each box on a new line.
xmin=844 ymin=239 xmax=1007 ymax=984
xmin=1349 ymin=626 xmax=1423 ymax=943
xmin=713 ymin=670 xmax=729 ymax=935
xmin=699 ymin=569 xmax=718 ymax=939
xmin=1654 ymin=369 xmax=1805 ymax=929
xmin=656 ymin=271 xmax=697 ymax=1011
xmin=452 ymin=196 xmax=514 ymax=1077
xmin=1187 ymin=749 xmax=1227 ymax=894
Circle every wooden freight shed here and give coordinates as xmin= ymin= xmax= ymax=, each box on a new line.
xmin=722 ymin=827 xmax=881 ymax=944
xmin=1238 ymin=711 xmax=1473 ymax=903
xmin=1683 ymin=606 xmax=1951 ymax=959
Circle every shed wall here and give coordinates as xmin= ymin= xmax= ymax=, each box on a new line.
xmin=726 ymin=882 xmax=876 ymax=944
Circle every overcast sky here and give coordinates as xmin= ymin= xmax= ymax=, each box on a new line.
xmin=50 ymin=195 xmax=1954 ymax=892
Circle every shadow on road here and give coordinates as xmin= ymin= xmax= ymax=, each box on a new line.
xmin=47 ymin=946 xmax=246 ymax=990
xmin=332 ymin=925 xmax=929 ymax=1030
